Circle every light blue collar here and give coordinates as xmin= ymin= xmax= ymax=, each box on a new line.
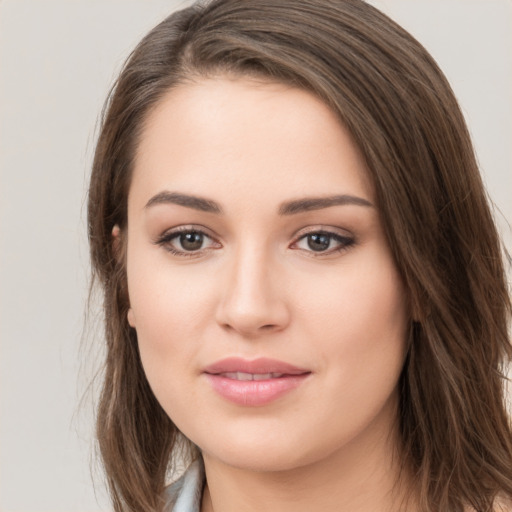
xmin=164 ymin=458 xmax=205 ymax=512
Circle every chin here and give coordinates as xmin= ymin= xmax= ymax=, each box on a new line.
xmin=204 ymin=446 xmax=315 ymax=473
xmin=196 ymin=424 xmax=346 ymax=474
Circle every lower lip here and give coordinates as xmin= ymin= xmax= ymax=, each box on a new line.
xmin=204 ymin=374 xmax=310 ymax=406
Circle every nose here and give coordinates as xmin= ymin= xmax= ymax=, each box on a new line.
xmin=215 ymin=245 xmax=290 ymax=337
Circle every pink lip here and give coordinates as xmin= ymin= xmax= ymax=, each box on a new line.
xmin=203 ymin=357 xmax=311 ymax=406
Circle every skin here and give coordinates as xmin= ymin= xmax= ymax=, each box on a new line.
xmin=125 ymin=76 xmax=412 ymax=512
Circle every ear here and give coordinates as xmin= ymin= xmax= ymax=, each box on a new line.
xmin=127 ymin=307 xmax=136 ymax=327
xmin=112 ymin=224 xmax=121 ymax=257
xmin=112 ymin=225 xmax=134 ymax=326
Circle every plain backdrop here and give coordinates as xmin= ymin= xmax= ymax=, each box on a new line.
xmin=0 ymin=1 xmax=510 ymax=511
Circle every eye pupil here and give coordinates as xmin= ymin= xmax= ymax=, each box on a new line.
xmin=307 ymin=233 xmax=330 ymax=251
xmin=180 ymin=232 xmax=204 ymax=251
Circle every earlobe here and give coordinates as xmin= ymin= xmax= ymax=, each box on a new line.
xmin=127 ymin=308 xmax=136 ymax=327
xmin=112 ymin=224 xmax=121 ymax=256
xmin=112 ymin=224 xmax=133 ymax=327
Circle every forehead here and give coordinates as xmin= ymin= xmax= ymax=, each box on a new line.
xmin=130 ymin=76 xmax=373 ymax=211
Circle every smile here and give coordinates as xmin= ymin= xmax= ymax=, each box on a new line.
xmin=203 ymin=358 xmax=311 ymax=406
xmin=219 ymin=372 xmax=287 ymax=381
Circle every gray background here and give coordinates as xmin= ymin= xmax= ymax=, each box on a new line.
xmin=1 ymin=1 xmax=510 ymax=511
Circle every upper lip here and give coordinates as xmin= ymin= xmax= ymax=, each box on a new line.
xmin=203 ymin=357 xmax=310 ymax=376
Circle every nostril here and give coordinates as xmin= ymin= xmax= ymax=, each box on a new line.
xmin=214 ymin=275 xmax=291 ymax=335
xmin=220 ymin=322 xmax=278 ymax=333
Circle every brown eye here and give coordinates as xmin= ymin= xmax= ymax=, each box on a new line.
xmin=307 ymin=233 xmax=331 ymax=252
xmin=293 ymin=230 xmax=355 ymax=255
xmin=179 ymin=232 xmax=204 ymax=251
xmin=155 ymin=227 xmax=220 ymax=257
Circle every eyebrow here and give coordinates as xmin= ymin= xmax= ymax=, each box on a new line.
xmin=144 ymin=191 xmax=373 ymax=215
xmin=278 ymin=194 xmax=373 ymax=215
xmin=145 ymin=191 xmax=223 ymax=214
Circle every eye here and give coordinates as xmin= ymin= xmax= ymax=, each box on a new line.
xmin=292 ymin=230 xmax=355 ymax=255
xmin=177 ymin=231 xmax=206 ymax=251
xmin=155 ymin=227 xmax=220 ymax=257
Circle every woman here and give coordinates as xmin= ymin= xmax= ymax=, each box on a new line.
xmin=87 ymin=1 xmax=512 ymax=511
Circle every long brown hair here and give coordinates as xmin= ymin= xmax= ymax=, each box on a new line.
xmin=87 ymin=1 xmax=512 ymax=511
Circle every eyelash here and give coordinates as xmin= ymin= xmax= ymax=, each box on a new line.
xmin=154 ymin=226 xmax=355 ymax=259
xmin=291 ymin=230 xmax=355 ymax=256
xmin=154 ymin=226 xmax=220 ymax=259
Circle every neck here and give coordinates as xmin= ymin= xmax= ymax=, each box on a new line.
xmin=200 ymin=414 xmax=416 ymax=512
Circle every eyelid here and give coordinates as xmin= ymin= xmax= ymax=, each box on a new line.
xmin=154 ymin=224 xmax=222 ymax=257
xmin=289 ymin=226 xmax=355 ymax=256
xmin=155 ymin=223 xmax=217 ymax=238
xmin=153 ymin=224 xmax=355 ymax=258
xmin=291 ymin=225 xmax=352 ymax=240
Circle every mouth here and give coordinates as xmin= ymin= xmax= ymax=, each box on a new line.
xmin=203 ymin=357 xmax=311 ymax=406
xmin=203 ymin=356 xmax=310 ymax=376
xmin=215 ymin=371 xmax=293 ymax=381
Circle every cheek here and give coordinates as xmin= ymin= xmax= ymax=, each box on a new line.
xmin=299 ymin=256 xmax=406 ymax=336
xmin=125 ymin=247 xmax=218 ymax=388
xmin=128 ymin=235 xmax=215 ymax=326
xmin=295 ymin=255 xmax=408 ymax=387
xmin=290 ymin=260 xmax=408 ymax=447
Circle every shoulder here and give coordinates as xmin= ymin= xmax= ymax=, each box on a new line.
xmin=163 ymin=458 xmax=205 ymax=512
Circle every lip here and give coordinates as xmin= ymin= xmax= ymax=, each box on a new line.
xmin=203 ymin=357 xmax=311 ymax=406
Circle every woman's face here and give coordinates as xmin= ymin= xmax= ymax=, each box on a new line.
xmin=125 ymin=77 xmax=409 ymax=472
